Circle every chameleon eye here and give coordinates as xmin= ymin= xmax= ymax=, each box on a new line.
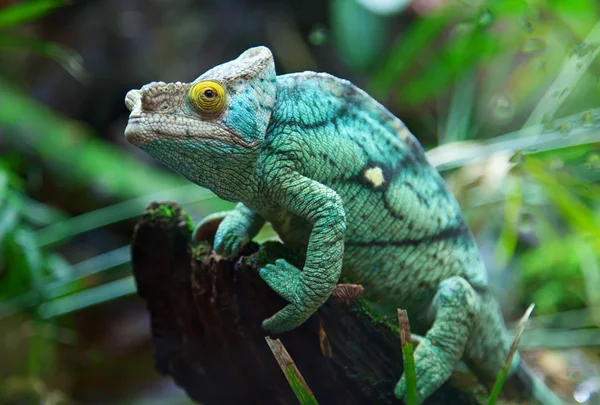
xmin=189 ymin=81 xmax=226 ymax=115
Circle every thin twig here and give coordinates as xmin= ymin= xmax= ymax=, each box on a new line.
xmin=487 ymin=304 xmax=535 ymax=405
xmin=398 ymin=309 xmax=418 ymax=405
xmin=265 ymin=336 xmax=319 ymax=405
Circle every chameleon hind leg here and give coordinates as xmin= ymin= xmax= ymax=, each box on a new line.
xmin=395 ymin=276 xmax=480 ymax=404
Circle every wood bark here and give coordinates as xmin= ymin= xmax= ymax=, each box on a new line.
xmin=130 ymin=202 xmax=479 ymax=405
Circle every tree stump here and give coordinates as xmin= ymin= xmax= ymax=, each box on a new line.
xmin=130 ymin=202 xmax=480 ymax=405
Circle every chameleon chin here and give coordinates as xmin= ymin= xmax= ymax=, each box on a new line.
xmin=124 ymin=46 xmax=563 ymax=405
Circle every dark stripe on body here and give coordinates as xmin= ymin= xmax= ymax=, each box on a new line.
xmin=268 ymin=100 xmax=354 ymax=134
xmin=345 ymin=224 xmax=468 ymax=248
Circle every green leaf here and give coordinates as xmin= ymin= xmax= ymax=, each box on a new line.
xmin=426 ymin=108 xmax=600 ymax=171
xmin=28 ymin=320 xmax=58 ymax=378
xmin=44 ymin=253 xmax=74 ymax=282
xmin=0 ymin=291 xmax=38 ymax=320
xmin=0 ymin=0 xmax=66 ymax=29
xmin=38 ymin=276 xmax=136 ymax=318
xmin=494 ymin=175 xmax=522 ymax=268
xmin=401 ymin=28 xmax=507 ymax=104
xmin=0 ymin=34 xmax=87 ymax=82
xmin=520 ymin=327 xmax=600 ymax=349
xmin=0 ymin=78 xmax=188 ymax=199
xmin=524 ymin=21 xmax=600 ymax=128
xmin=12 ymin=229 xmax=45 ymax=295
xmin=443 ymin=70 xmax=476 ymax=143
xmin=45 ymin=245 xmax=130 ymax=299
xmin=0 ymin=167 xmax=8 ymax=202
xmin=19 ymin=195 xmax=67 ymax=227
xmin=370 ymin=10 xmax=454 ymax=94
xmin=34 ymin=184 xmax=216 ymax=248
xmin=0 ymin=194 xmax=20 ymax=251
xmin=398 ymin=310 xmax=417 ymax=405
xmin=265 ymin=337 xmax=319 ymax=405
xmin=0 ymin=236 xmax=35 ymax=301
xmin=524 ymin=158 xmax=600 ymax=245
xmin=487 ymin=304 xmax=535 ymax=405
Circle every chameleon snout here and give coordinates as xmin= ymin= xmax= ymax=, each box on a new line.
xmin=124 ymin=89 xmax=146 ymax=145
xmin=125 ymin=89 xmax=141 ymax=112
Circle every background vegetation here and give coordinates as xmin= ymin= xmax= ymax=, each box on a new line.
xmin=0 ymin=0 xmax=599 ymax=403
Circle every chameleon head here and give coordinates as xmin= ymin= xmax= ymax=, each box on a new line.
xmin=124 ymin=46 xmax=277 ymax=196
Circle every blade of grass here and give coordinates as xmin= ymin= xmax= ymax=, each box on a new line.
xmin=576 ymin=241 xmax=600 ymax=325
xmin=0 ymin=196 xmax=20 ymax=252
xmin=519 ymin=327 xmax=600 ymax=349
xmin=13 ymin=229 xmax=45 ymax=296
xmin=370 ymin=9 xmax=456 ymax=95
xmin=265 ymin=336 xmax=319 ymax=405
xmin=524 ymin=20 xmax=600 ymax=128
xmin=0 ymin=168 xmax=7 ymax=201
xmin=0 ymin=0 xmax=66 ymax=29
xmin=443 ymin=71 xmax=476 ymax=143
xmin=34 ymin=184 xmax=216 ymax=248
xmin=0 ymin=291 xmax=38 ymax=320
xmin=27 ymin=320 xmax=57 ymax=379
xmin=427 ymin=108 xmax=600 ymax=171
xmin=523 ymin=157 xmax=600 ymax=246
xmin=401 ymin=25 xmax=508 ymax=104
xmin=527 ymin=307 xmax=599 ymax=330
xmin=38 ymin=276 xmax=136 ymax=319
xmin=0 ymin=79 xmax=191 ymax=199
xmin=44 ymin=245 xmax=131 ymax=299
xmin=487 ymin=304 xmax=535 ymax=405
xmin=494 ymin=175 xmax=522 ymax=269
xmin=44 ymin=253 xmax=74 ymax=281
xmin=0 ymin=34 xmax=87 ymax=82
xmin=18 ymin=195 xmax=67 ymax=226
xmin=398 ymin=309 xmax=417 ymax=405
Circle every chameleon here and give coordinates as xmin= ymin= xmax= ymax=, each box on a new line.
xmin=124 ymin=46 xmax=563 ymax=404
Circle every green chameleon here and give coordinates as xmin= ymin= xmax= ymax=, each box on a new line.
xmin=124 ymin=47 xmax=562 ymax=404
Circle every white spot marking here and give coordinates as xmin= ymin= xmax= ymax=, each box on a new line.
xmin=364 ymin=167 xmax=385 ymax=187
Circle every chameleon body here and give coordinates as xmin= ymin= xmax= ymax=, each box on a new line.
xmin=124 ymin=47 xmax=561 ymax=404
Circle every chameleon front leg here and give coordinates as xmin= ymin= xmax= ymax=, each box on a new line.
xmin=260 ymin=172 xmax=346 ymax=334
xmin=194 ymin=203 xmax=265 ymax=256
xmin=395 ymin=276 xmax=480 ymax=404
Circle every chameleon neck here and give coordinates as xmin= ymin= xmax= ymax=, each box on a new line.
xmin=140 ymin=138 xmax=260 ymax=202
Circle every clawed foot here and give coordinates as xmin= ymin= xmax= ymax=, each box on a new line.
xmin=213 ymin=224 xmax=249 ymax=257
xmin=394 ymin=337 xmax=455 ymax=404
xmin=193 ymin=211 xmax=251 ymax=257
xmin=259 ymin=259 xmax=309 ymax=334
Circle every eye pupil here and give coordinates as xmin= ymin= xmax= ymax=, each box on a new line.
xmin=189 ymin=81 xmax=225 ymax=114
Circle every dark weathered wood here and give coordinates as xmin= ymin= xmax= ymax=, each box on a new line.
xmin=131 ymin=201 xmax=479 ymax=405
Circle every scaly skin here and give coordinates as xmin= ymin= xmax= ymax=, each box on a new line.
xmin=124 ymin=47 xmax=562 ymax=404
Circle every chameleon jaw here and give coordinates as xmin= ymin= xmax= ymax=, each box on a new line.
xmin=124 ymin=117 xmax=145 ymax=145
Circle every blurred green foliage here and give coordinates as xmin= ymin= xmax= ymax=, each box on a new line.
xmin=0 ymin=0 xmax=599 ymax=403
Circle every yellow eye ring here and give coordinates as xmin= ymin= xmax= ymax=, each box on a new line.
xmin=188 ymin=81 xmax=226 ymax=115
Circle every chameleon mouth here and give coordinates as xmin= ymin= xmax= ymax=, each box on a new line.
xmin=124 ymin=118 xmax=145 ymax=145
